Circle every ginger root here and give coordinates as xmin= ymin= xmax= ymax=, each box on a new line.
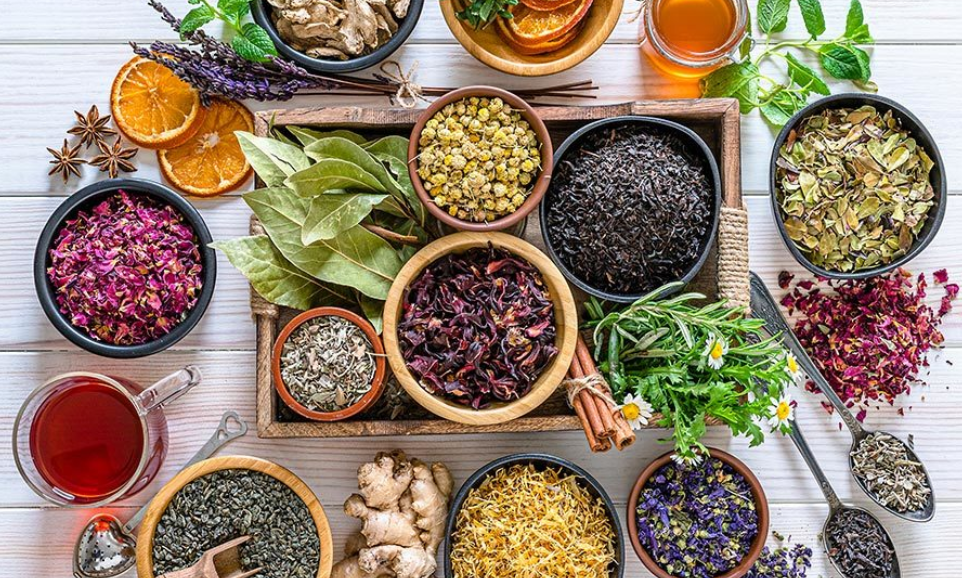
xmin=332 ymin=451 xmax=453 ymax=578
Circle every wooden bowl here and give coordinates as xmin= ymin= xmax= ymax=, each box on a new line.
xmin=627 ymin=448 xmax=770 ymax=578
xmin=382 ymin=232 xmax=577 ymax=425
xmin=136 ymin=455 xmax=334 ymax=578
xmin=408 ymin=86 xmax=553 ymax=232
xmin=271 ymin=307 xmax=387 ymax=422
xmin=440 ymin=0 xmax=624 ymax=76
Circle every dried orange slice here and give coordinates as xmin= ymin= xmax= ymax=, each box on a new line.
xmin=519 ymin=0 xmax=578 ymax=12
xmin=111 ymin=57 xmax=205 ymax=149
xmin=157 ymin=98 xmax=254 ymax=197
xmin=501 ymin=0 xmax=592 ymax=46
xmin=500 ymin=20 xmax=584 ymax=55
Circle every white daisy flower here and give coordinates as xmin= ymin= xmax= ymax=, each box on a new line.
xmin=671 ymin=452 xmax=704 ymax=467
xmin=768 ymin=394 xmax=795 ymax=429
xmin=618 ymin=393 xmax=653 ymax=430
xmin=783 ymin=351 xmax=802 ymax=381
xmin=703 ymin=333 xmax=728 ymax=370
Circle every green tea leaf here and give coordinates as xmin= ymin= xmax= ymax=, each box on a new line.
xmin=286 ymin=158 xmax=387 ymax=196
xmin=302 ymin=193 xmax=388 ymax=245
xmin=819 ymin=43 xmax=868 ymax=81
xmin=845 ymin=0 xmax=864 ymax=37
xmin=245 ymin=187 xmax=400 ymax=299
xmin=218 ymin=0 xmax=250 ymax=19
xmin=359 ymin=294 xmax=384 ymax=334
xmin=179 ymin=5 xmax=215 ymax=34
xmin=796 ymin=0 xmax=825 ymax=37
xmin=756 ymin=0 xmax=791 ymax=33
xmin=210 ymin=235 xmax=352 ymax=310
xmin=304 ymin=137 xmax=400 ymax=193
xmin=700 ymin=61 xmax=760 ymax=113
xmin=289 ymin=127 xmax=367 ymax=148
xmin=785 ymin=53 xmax=830 ymax=95
xmin=241 ymin=22 xmax=278 ymax=56
xmin=236 ymin=132 xmax=311 ymax=186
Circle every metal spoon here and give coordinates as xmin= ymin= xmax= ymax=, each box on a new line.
xmin=789 ymin=420 xmax=900 ymax=578
xmin=749 ymin=272 xmax=935 ymax=522
xmin=73 ymin=411 xmax=249 ymax=578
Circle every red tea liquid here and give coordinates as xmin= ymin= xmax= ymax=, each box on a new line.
xmin=29 ymin=377 xmax=145 ymax=501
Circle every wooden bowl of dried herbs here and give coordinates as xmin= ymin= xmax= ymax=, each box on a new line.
xmin=382 ymin=232 xmax=578 ymax=426
xmin=272 ymin=307 xmax=386 ymax=422
xmin=770 ymin=93 xmax=947 ymax=279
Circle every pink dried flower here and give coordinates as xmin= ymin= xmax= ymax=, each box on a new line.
xmin=934 ymin=269 xmax=949 ymax=284
xmin=47 ymin=190 xmax=203 ymax=346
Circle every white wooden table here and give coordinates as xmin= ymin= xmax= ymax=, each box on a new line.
xmin=1 ymin=1 xmax=961 ymax=575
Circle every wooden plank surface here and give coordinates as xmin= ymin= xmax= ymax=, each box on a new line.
xmin=2 ymin=0 xmax=961 ymax=576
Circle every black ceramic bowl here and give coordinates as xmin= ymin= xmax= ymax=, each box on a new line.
xmin=34 ymin=179 xmax=216 ymax=358
xmin=540 ymin=116 xmax=722 ymax=303
xmin=251 ymin=0 xmax=424 ymax=74
xmin=443 ymin=453 xmax=625 ymax=578
xmin=770 ymin=93 xmax=947 ymax=280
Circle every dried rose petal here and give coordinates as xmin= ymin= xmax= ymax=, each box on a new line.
xmin=46 ymin=190 xmax=203 ymax=346
xmin=934 ymin=269 xmax=949 ymax=284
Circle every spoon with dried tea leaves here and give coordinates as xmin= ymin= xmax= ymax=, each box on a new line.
xmin=73 ymin=411 xmax=249 ymax=578
xmin=750 ymin=272 xmax=935 ymax=522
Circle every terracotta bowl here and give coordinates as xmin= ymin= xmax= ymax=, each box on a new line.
xmin=627 ymin=448 xmax=770 ymax=578
xmin=382 ymin=232 xmax=577 ymax=425
xmin=439 ymin=0 xmax=624 ymax=76
xmin=271 ymin=307 xmax=386 ymax=422
xmin=407 ymin=86 xmax=553 ymax=233
xmin=136 ymin=455 xmax=334 ymax=578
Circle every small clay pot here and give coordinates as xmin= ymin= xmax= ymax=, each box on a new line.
xmin=271 ymin=307 xmax=386 ymax=422
xmin=627 ymin=448 xmax=770 ymax=578
xmin=407 ymin=86 xmax=553 ymax=233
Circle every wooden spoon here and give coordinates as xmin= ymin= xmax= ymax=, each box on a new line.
xmin=157 ymin=536 xmax=261 ymax=578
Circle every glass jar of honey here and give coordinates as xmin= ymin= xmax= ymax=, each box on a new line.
xmin=640 ymin=0 xmax=750 ymax=78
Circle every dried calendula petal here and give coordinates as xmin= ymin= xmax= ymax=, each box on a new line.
xmin=775 ymin=106 xmax=936 ymax=272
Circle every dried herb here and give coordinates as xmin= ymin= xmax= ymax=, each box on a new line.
xmin=781 ymin=269 xmax=955 ymax=416
xmin=636 ymin=458 xmax=759 ymax=578
xmin=851 ymin=432 xmax=931 ymax=512
xmin=152 ymin=469 xmax=320 ymax=578
xmin=775 ymin=106 xmax=936 ymax=272
xmin=545 ymin=123 xmax=714 ymax=297
xmin=451 ymin=463 xmax=617 ymax=578
xmin=89 ymin=137 xmax=139 ymax=178
xmin=280 ymin=315 xmax=376 ymax=412
xmin=702 ymin=0 xmax=875 ymax=126
xmin=825 ymin=509 xmax=894 ymax=578
xmin=586 ymin=284 xmax=796 ymax=463
xmin=398 ymin=245 xmax=558 ymax=409
xmin=68 ymin=105 xmax=117 ymax=149
xmin=746 ymin=543 xmax=812 ymax=578
xmin=47 ymin=139 xmax=85 ymax=183
xmin=47 ymin=190 xmax=203 ymax=345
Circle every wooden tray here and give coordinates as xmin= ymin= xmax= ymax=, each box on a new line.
xmin=252 ymin=99 xmax=744 ymax=438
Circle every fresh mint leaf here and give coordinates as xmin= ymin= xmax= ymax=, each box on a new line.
xmin=218 ymin=0 xmax=251 ymax=19
xmin=847 ymin=23 xmax=873 ymax=43
xmin=845 ymin=0 xmax=864 ymax=37
xmin=757 ymin=0 xmax=791 ymax=34
xmin=700 ymin=61 xmax=760 ymax=113
xmin=796 ymin=0 xmax=825 ymax=38
xmin=760 ymin=90 xmax=803 ymax=126
xmin=785 ymin=53 xmax=830 ymax=95
xmin=179 ymin=5 xmax=215 ymax=34
xmin=187 ymin=0 xmax=202 ymax=4
xmin=819 ymin=43 xmax=865 ymax=81
xmin=232 ymin=35 xmax=267 ymax=62
xmin=242 ymin=22 xmax=278 ymax=56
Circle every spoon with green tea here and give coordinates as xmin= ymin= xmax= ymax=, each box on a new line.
xmin=749 ymin=272 xmax=935 ymax=522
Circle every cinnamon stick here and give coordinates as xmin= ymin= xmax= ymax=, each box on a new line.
xmin=570 ymin=355 xmax=607 ymax=443
xmin=575 ymin=338 xmax=616 ymax=439
xmin=567 ymin=357 xmax=609 ymax=452
xmin=576 ymin=336 xmax=636 ymax=451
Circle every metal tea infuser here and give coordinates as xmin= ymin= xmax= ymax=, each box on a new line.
xmin=749 ymin=272 xmax=935 ymax=522
xmin=73 ymin=411 xmax=249 ymax=578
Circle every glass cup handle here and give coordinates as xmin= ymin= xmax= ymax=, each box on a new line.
xmin=135 ymin=365 xmax=202 ymax=414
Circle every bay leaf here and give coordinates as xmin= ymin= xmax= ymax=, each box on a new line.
xmin=210 ymin=235 xmax=352 ymax=310
xmin=244 ymin=187 xmax=400 ymax=299
xmin=359 ymin=294 xmax=384 ymax=334
xmin=288 ymin=127 xmax=367 ymax=148
xmin=236 ymin=132 xmax=311 ymax=186
xmin=286 ymin=158 xmax=387 ymax=196
xmin=302 ymin=193 xmax=387 ymax=245
xmin=364 ymin=135 xmax=425 ymax=224
xmin=305 ymin=137 xmax=401 ymax=195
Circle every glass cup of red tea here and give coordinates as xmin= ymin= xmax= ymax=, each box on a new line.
xmin=640 ymin=0 xmax=750 ymax=78
xmin=13 ymin=366 xmax=202 ymax=507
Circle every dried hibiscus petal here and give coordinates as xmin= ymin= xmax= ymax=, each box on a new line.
xmin=397 ymin=244 xmax=558 ymax=409
xmin=46 ymin=190 xmax=203 ymax=346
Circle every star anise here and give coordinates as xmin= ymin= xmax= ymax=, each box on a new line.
xmin=90 ymin=138 xmax=138 ymax=178
xmin=47 ymin=139 xmax=85 ymax=183
xmin=67 ymin=105 xmax=117 ymax=148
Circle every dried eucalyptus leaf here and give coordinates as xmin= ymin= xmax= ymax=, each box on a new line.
xmin=236 ymin=131 xmax=311 ymax=186
xmin=301 ymin=192 xmax=387 ymax=245
xmin=286 ymin=158 xmax=387 ymax=195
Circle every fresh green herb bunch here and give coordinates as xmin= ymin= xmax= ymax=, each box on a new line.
xmin=702 ymin=0 xmax=875 ymax=126
xmin=455 ymin=0 xmax=518 ymax=28
xmin=179 ymin=0 xmax=278 ymax=62
xmin=586 ymin=283 xmax=796 ymax=464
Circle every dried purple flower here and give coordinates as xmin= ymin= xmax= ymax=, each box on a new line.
xmin=746 ymin=543 xmax=812 ymax=578
xmin=47 ymin=190 xmax=203 ymax=345
xmin=636 ymin=458 xmax=759 ymax=578
xmin=397 ymin=244 xmax=558 ymax=409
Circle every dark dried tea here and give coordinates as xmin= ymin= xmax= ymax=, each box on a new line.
xmin=545 ymin=123 xmax=715 ymax=297
xmin=825 ymin=509 xmax=894 ymax=578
